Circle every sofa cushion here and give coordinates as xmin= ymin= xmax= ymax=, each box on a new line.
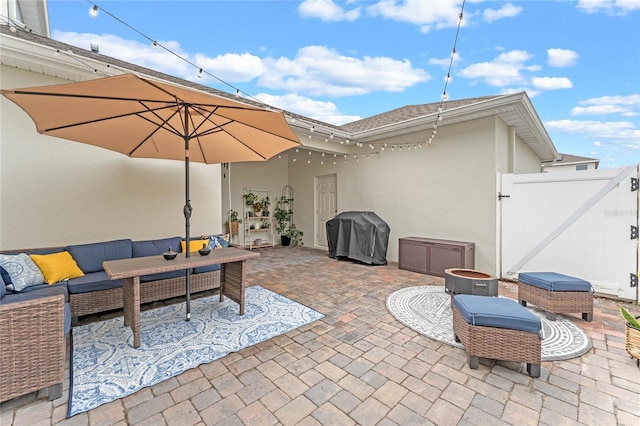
xmin=0 ymin=282 xmax=68 ymax=305
xmin=67 ymin=271 xmax=123 ymax=294
xmin=192 ymin=264 xmax=221 ymax=274
xmin=29 ymin=251 xmax=85 ymax=284
xmin=518 ymin=272 xmax=592 ymax=292
xmin=64 ymin=303 xmax=71 ymax=335
xmin=0 ymin=273 xmax=5 ymax=299
xmin=181 ymin=239 xmax=210 ymax=253
xmin=133 ymin=236 xmax=181 ymax=258
xmin=453 ymin=294 xmax=541 ymax=334
xmin=0 ymin=253 xmax=45 ymax=291
xmin=66 ymin=239 xmax=133 ymax=274
xmin=140 ymin=270 xmax=185 ymax=283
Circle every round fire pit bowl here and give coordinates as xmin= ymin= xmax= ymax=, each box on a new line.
xmin=444 ymin=268 xmax=499 ymax=298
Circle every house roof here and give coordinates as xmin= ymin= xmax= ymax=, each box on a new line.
xmin=542 ymin=153 xmax=600 ymax=167
xmin=339 ymin=97 xmax=499 ymax=133
xmin=0 ymin=24 xmax=559 ymax=162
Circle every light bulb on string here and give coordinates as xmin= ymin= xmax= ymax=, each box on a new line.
xmin=89 ymin=5 xmax=99 ymax=17
xmin=152 ymin=41 xmax=158 ymax=48
xmin=197 ymin=69 xmax=203 ymax=78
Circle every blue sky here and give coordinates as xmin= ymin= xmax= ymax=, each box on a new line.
xmin=47 ymin=0 xmax=639 ymax=169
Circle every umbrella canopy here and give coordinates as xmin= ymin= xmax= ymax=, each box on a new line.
xmin=1 ymin=73 xmax=299 ymax=163
xmin=1 ymin=73 xmax=301 ymax=320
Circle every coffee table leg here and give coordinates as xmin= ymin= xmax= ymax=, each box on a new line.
xmin=222 ymin=261 xmax=246 ymax=315
xmin=123 ymin=276 xmax=141 ymax=348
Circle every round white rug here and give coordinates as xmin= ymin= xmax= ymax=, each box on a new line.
xmin=386 ymin=286 xmax=592 ymax=361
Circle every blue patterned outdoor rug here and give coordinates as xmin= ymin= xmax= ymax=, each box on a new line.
xmin=68 ymin=286 xmax=323 ymax=417
xmin=386 ymin=286 xmax=591 ymax=362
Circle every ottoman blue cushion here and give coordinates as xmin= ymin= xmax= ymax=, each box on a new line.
xmin=519 ymin=272 xmax=591 ymax=292
xmin=453 ymin=294 xmax=541 ymax=334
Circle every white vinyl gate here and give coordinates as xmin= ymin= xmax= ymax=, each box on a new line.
xmin=499 ymin=165 xmax=639 ymax=302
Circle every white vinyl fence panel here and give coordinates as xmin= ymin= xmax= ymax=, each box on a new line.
xmin=500 ymin=165 xmax=639 ymax=302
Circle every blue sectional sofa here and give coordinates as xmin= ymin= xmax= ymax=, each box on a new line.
xmin=0 ymin=235 xmax=222 ymax=402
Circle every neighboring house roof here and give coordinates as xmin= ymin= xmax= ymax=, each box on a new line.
xmin=0 ymin=24 xmax=559 ymax=162
xmin=542 ymin=153 xmax=600 ymax=168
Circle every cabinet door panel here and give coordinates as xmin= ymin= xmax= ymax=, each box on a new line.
xmin=399 ymin=241 xmax=428 ymax=273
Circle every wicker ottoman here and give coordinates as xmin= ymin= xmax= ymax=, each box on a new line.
xmin=518 ymin=272 xmax=593 ymax=322
xmin=452 ymin=294 xmax=542 ymax=377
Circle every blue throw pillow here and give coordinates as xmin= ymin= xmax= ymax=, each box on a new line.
xmin=209 ymin=234 xmax=230 ymax=249
xmin=0 ymin=253 xmax=45 ymax=291
xmin=0 ymin=265 xmax=11 ymax=285
xmin=0 ymin=273 xmax=5 ymax=298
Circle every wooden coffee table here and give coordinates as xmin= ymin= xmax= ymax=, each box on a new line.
xmin=103 ymin=248 xmax=259 ymax=348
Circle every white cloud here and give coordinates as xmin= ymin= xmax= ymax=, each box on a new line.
xmin=483 ymin=3 xmax=523 ymax=22
xmin=298 ymin=0 xmax=361 ymax=22
xmin=52 ymin=31 xmax=429 ymax=99
xmin=577 ymin=0 xmax=640 ymax=14
xmin=367 ymin=0 xmax=462 ymax=33
xmin=545 ymin=119 xmax=640 ymax=140
xmin=255 ymin=93 xmax=361 ymax=125
xmin=532 ymin=77 xmax=573 ymax=90
xmin=259 ymin=45 xmax=430 ymax=97
xmin=571 ymin=94 xmax=640 ymax=116
xmin=53 ymin=31 xmax=264 ymax=83
xmin=547 ymin=48 xmax=579 ymax=67
xmin=457 ymin=50 xmax=535 ymax=86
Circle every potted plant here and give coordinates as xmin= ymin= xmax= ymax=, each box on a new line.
xmin=283 ymin=223 xmax=304 ymax=246
xmin=274 ymin=196 xmax=302 ymax=246
xmin=261 ymin=197 xmax=271 ymax=216
xmin=243 ymin=192 xmax=258 ymax=206
xmin=620 ymin=306 xmax=640 ymax=366
xmin=224 ymin=210 xmax=242 ymax=235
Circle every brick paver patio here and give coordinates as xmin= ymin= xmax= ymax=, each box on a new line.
xmin=1 ymin=246 xmax=639 ymax=425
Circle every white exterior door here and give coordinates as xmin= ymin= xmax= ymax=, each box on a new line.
xmin=315 ymin=174 xmax=337 ymax=248
xmin=499 ymin=166 xmax=639 ymax=302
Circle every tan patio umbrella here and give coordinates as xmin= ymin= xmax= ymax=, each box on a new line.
xmin=1 ymin=73 xmax=300 ymax=320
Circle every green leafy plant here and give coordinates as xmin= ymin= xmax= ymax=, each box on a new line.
xmin=226 ymin=210 xmax=242 ymax=224
xmin=620 ymin=306 xmax=640 ymax=329
xmin=243 ymin=192 xmax=258 ymax=205
xmin=284 ymin=223 xmax=304 ymax=246
xmin=274 ymin=196 xmax=293 ymax=234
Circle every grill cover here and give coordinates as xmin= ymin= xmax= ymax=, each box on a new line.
xmin=326 ymin=211 xmax=390 ymax=265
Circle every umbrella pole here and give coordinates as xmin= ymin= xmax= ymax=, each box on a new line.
xmin=184 ymin=114 xmax=192 ymax=322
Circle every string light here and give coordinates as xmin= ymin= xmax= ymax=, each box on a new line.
xmin=22 ymin=1 xmax=464 ymax=161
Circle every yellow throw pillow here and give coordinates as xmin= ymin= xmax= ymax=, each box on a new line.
xmin=29 ymin=251 xmax=85 ymax=285
xmin=181 ymin=239 xmax=209 ymax=253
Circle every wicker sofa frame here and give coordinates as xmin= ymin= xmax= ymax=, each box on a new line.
xmin=0 ymin=245 xmax=221 ymax=403
xmin=517 ymin=281 xmax=593 ymax=322
xmin=70 ymin=269 xmax=220 ymax=318
xmin=452 ymin=303 xmax=541 ymax=377
xmin=0 ymin=294 xmax=65 ymax=402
